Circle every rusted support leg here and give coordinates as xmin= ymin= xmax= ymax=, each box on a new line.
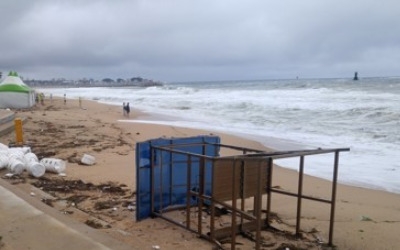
xmin=296 ymin=156 xmax=305 ymax=236
xmin=329 ymin=151 xmax=340 ymax=246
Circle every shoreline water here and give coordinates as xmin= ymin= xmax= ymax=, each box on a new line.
xmin=122 ymin=111 xmax=397 ymax=196
xmin=39 ymin=88 xmax=400 ymax=194
xmin=36 ymin=79 xmax=400 ymax=195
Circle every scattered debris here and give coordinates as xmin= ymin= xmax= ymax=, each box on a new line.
xmin=13 ymin=176 xmax=138 ymax=231
xmin=361 ymin=215 xmax=374 ymax=222
xmin=85 ymin=219 xmax=104 ymax=229
xmin=94 ymin=200 xmax=120 ymax=210
xmin=41 ymin=198 xmax=54 ymax=207
xmin=1 ymin=173 xmax=25 ymax=185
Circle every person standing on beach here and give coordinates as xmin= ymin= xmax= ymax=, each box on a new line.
xmin=64 ymin=94 xmax=66 ymax=105
xmin=40 ymin=93 xmax=45 ymax=105
xmin=123 ymin=102 xmax=126 ymax=116
xmin=126 ymin=102 xmax=130 ymax=117
xmin=38 ymin=93 xmax=42 ymax=105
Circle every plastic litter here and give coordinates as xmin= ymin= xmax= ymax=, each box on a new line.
xmin=24 ymin=152 xmax=45 ymax=177
xmin=8 ymin=159 xmax=25 ymax=174
xmin=0 ymin=153 xmax=8 ymax=170
xmin=26 ymin=162 xmax=46 ymax=177
xmin=24 ymin=152 xmax=39 ymax=164
xmin=40 ymin=158 xmax=66 ymax=174
xmin=81 ymin=154 xmax=95 ymax=165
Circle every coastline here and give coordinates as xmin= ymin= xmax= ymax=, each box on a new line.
xmin=0 ymin=98 xmax=399 ymax=250
xmin=36 ymin=79 xmax=400 ymax=195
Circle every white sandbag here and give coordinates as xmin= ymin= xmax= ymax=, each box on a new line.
xmin=7 ymin=149 xmax=25 ymax=162
xmin=81 ymin=154 xmax=95 ymax=165
xmin=0 ymin=143 xmax=8 ymax=150
xmin=40 ymin=158 xmax=66 ymax=174
xmin=10 ymin=146 xmax=31 ymax=154
xmin=8 ymin=159 xmax=25 ymax=174
xmin=24 ymin=152 xmax=39 ymax=164
xmin=26 ymin=162 xmax=46 ymax=177
xmin=24 ymin=152 xmax=45 ymax=177
xmin=0 ymin=153 xmax=8 ymax=170
xmin=8 ymin=146 xmax=31 ymax=154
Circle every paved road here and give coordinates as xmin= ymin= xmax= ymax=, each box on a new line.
xmin=0 ymin=178 xmax=135 ymax=250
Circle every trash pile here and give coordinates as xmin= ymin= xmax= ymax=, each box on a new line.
xmin=0 ymin=142 xmax=66 ymax=178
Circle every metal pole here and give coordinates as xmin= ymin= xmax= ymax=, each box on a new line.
xmin=210 ymin=158 xmax=215 ymax=240
xmin=198 ymin=156 xmax=205 ymax=235
xmin=255 ymin=160 xmax=263 ymax=250
xmin=240 ymin=160 xmax=245 ymax=228
xmin=266 ymin=158 xmax=273 ymax=226
xmin=296 ymin=156 xmax=305 ymax=236
xmin=329 ymin=151 xmax=340 ymax=246
xmin=231 ymin=159 xmax=237 ymax=250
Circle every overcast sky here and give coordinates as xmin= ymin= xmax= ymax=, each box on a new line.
xmin=1 ymin=0 xmax=399 ymax=82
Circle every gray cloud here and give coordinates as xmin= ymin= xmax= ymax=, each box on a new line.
xmin=1 ymin=0 xmax=399 ymax=82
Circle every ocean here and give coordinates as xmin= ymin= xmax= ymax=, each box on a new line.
xmin=37 ymin=77 xmax=400 ymax=194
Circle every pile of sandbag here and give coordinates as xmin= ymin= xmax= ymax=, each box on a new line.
xmin=0 ymin=142 xmax=66 ymax=178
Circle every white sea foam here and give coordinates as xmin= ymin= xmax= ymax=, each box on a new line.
xmin=38 ymin=77 xmax=400 ymax=194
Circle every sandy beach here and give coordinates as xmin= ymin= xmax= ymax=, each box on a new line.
xmin=1 ymin=98 xmax=399 ymax=250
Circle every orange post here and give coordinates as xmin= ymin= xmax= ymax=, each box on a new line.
xmin=14 ymin=118 xmax=24 ymax=145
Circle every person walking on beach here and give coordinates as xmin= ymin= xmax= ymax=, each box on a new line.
xmin=64 ymin=94 xmax=66 ymax=105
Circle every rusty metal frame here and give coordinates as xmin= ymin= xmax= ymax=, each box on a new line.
xmin=147 ymin=141 xmax=349 ymax=249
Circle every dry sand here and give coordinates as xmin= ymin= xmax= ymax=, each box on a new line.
xmin=0 ymin=98 xmax=399 ymax=250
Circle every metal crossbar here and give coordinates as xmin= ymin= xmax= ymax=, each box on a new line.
xmin=147 ymin=142 xmax=349 ymax=249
